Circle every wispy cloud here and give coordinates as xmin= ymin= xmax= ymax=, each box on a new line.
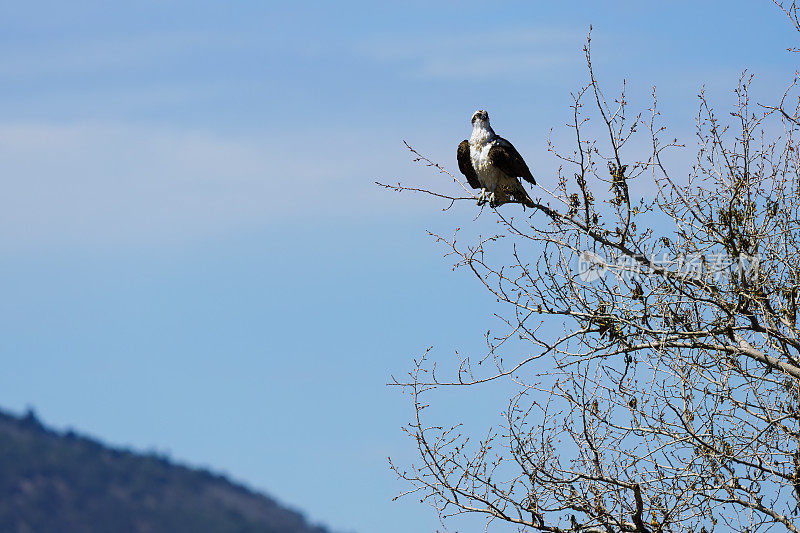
xmin=0 ymin=31 xmax=220 ymax=82
xmin=0 ymin=121 xmax=409 ymax=249
xmin=363 ymin=27 xmax=585 ymax=80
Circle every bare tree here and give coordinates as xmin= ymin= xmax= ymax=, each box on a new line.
xmin=384 ymin=5 xmax=800 ymax=533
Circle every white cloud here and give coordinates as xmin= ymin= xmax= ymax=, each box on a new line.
xmin=0 ymin=30 xmax=257 ymax=82
xmin=363 ymin=27 xmax=585 ymax=80
xmin=0 ymin=121 xmax=408 ymax=249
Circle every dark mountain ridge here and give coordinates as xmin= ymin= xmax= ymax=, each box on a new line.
xmin=0 ymin=408 xmax=334 ymax=533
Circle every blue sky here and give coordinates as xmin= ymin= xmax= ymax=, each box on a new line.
xmin=0 ymin=2 xmax=797 ymax=532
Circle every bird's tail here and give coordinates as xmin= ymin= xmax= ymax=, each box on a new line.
xmin=512 ymin=184 xmax=535 ymax=208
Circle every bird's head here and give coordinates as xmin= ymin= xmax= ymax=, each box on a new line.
xmin=471 ymin=109 xmax=490 ymax=127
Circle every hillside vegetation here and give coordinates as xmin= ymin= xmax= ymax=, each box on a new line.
xmin=0 ymin=409 xmax=333 ymax=533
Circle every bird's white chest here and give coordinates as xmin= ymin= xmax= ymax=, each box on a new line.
xmin=470 ymin=141 xmax=501 ymax=190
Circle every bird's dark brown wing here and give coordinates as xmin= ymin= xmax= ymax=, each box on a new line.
xmin=457 ymin=140 xmax=481 ymax=189
xmin=488 ymin=138 xmax=536 ymax=185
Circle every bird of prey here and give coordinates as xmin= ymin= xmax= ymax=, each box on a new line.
xmin=457 ymin=110 xmax=536 ymax=208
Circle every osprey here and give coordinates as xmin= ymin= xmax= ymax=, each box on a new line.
xmin=457 ymin=110 xmax=535 ymax=208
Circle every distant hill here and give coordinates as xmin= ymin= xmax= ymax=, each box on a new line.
xmin=0 ymin=408 xmax=335 ymax=533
